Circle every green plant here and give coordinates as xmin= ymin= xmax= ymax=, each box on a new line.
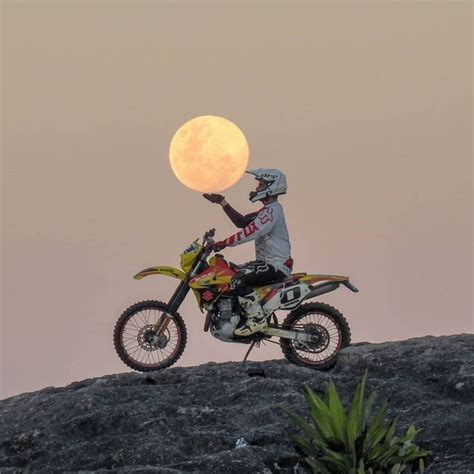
xmin=280 ymin=370 xmax=431 ymax=473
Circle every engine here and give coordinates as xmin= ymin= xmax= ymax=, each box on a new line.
xmin=208 ymin=297 xmax=243 ymax=342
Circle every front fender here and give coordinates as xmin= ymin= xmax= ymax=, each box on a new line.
xmin=133 ymin=266 xmax=186 ymax=281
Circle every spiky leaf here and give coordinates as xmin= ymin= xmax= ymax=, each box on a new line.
xmin=304 ymin=385 xmax=335 ymax=439
xmin=346 ymin=370 xmax=368 ymax=458
xmin=327 ymin=381 xmax=348 ymax=445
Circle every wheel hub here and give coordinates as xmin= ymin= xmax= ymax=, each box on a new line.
xmin=138 ymin=325 xmax=169 ymax=351
xmin=294 ymin=323 xmax=330 ymax=353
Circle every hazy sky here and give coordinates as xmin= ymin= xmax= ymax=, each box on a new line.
xmin=1 ymin=1 xmax=472 ymax=400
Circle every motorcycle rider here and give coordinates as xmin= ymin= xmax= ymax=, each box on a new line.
xmin=203 ymin=168 xmax=293 ymax=336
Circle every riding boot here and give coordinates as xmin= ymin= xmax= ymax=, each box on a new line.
xmin=234 ymin=290 xmax=268 ymax=336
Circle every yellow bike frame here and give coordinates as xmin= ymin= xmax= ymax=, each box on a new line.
xmin=133 ymin=265 xmax=203 ymax=312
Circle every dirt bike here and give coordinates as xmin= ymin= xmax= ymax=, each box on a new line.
xmin=113 ymin=228 xmax=358 ymax=372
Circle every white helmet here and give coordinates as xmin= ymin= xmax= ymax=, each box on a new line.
xmin=246 ymin=168 xmax=287 ymax=203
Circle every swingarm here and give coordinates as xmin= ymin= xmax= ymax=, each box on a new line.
xmin=263 ymin=326 xmax=321 ymax=342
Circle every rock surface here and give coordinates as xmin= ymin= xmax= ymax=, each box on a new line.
xmin=0 ymin=334 xmax=473 ymax=473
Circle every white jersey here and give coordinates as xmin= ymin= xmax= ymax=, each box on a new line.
xmin=220 ymin=201 xmax=292 ymax=275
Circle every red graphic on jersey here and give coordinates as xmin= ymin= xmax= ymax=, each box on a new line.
xmin=243 ymin=222 xmax=258 ymax=237
xmin=225 ymin=234 xmax=236 ymax=246
xmin=225 ymin=221 xmax=258 ymax=245
xmin=258 ymin=207 xmax=274 ymax=224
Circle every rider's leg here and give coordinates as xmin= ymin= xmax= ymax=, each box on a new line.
xmin=230 ymin=261 xmax=286 ymax=336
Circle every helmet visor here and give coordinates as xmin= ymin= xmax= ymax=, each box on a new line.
xmin=249 ymin=179 xmax=271 ymax=201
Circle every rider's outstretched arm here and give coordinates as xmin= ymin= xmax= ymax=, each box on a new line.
xmin=221 ymin=200 xmax=260 ymax=228
xmin=202 ymin=193 xmax=260 ymax=228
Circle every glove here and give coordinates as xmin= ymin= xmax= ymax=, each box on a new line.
xmin=213 ymin=240 xmax=227 ymax=252
xmin=203 ymin=193 xmax=225 ymax=204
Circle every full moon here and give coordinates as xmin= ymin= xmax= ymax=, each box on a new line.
xmin=169 ymin=115 xmax=249 ymax=193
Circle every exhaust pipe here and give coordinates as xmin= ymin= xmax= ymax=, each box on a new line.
xmin=305 ymin=281 xmax=341 ymax=300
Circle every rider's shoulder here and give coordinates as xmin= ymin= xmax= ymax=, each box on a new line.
xmin=265 ymin=201 xmax=283 ymax=212
xmin=261 ymin=201 xmax=281 ymax=209
xmin=258 ymin=201 xmax=283 ymax=218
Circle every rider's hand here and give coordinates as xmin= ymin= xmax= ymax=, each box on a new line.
xmin=213 ymin=240 xmax=227 ymax=252
xmin=203 ymin=193 xmax=225 ymax=204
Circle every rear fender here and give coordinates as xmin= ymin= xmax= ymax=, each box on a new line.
xmin=299 ymin=274 xmax=349 ymax=285
xmin=133 ymin=266 xmax=185 ymax=281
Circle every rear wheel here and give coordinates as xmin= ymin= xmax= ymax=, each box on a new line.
xmin=113 ymin=300 xmax=187 ymax=372
xmin=280 ymin=302 xmax=351 ymax=371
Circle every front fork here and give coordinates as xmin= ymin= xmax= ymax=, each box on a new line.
xmin=153 ymin=279 xmax=191 ymax=337
xmin=155 ymin=247 xmax=211 ymax=337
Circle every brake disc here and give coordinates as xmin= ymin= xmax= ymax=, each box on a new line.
xmin=138 ymin=324 xmax=169 ymax=351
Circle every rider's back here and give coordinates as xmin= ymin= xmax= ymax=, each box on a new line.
xmin=253 ymin=201 xmax=291 ymax=276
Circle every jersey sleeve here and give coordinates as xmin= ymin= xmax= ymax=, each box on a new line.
xmin=220 ymin=206 xmax=276 ymax=248
xmin=222 ymin=203 xmax=259 ymax=228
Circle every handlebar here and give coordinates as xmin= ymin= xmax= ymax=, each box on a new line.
xmin=203 ymin=228 xmax=216 ymax=248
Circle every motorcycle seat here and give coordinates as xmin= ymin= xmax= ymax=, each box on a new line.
xmin=260 ymin=273 xmax=307 ymax=287
xmin=263 ymin=275 xmax=287 ymax=285
xmin=265 ymin=273 xmax=307 ymax=286
xmin=229 ymin=263 xmax=306 ymax=285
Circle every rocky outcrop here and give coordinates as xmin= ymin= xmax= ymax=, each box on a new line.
xmin=0 ymin=334 xmax=472 ymax=473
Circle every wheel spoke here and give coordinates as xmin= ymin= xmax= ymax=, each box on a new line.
xmin=119 ymin=307 xmax=182 ymax=367
xmin=288 ymin=311 xmax=342 ymax=365
xmin=127 ymin=319 xmax=142 ymax=332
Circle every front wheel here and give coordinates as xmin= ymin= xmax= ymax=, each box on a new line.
xmin=113 ymin=300 xmax=187 ymax=372
xmin=280 ymin=302 xmax=351 ymax=371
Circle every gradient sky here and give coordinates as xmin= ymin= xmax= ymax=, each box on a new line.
xmin=1 ymin=1 xmax=472 ymax=400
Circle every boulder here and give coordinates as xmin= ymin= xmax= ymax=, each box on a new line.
xmin=0 ymin=334 xmax=472 ymax=472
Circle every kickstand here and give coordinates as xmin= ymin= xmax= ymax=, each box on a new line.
xmin=241 ymin=340 xmax=257 ymax=368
